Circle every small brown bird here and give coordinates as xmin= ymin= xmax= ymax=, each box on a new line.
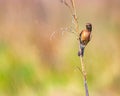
xmin=78 ymin=23 xmax=92 ymax=57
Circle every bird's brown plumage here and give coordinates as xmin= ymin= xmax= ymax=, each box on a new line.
xmin=79 ymin=30 xmax=91 ymax=46
xmin=78 ymin=23 xmax=92 ymax=57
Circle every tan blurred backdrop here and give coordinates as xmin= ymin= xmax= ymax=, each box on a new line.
xmin=0 ymin=0 xmax=120 ymax=96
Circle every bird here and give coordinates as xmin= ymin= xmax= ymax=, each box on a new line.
xmin=78 ymin=23 xmax=92 ymax=57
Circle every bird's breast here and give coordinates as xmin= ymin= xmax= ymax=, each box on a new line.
xmin=81 ymin=31 xmax=90 ymax=41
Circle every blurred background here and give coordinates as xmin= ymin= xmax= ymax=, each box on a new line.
xmin=0 ymin=0 xmax=120 ymax=96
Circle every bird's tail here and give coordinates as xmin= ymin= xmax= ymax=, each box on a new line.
xmin=78 ymin=44 xmax=85 ymax=57
xmin=80 ymin=47 xmax=85 ymax=57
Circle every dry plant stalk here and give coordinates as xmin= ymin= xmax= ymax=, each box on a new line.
xmin=61 ymin=0 xmax=89 ymax=96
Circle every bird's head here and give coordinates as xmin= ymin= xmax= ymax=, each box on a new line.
xmin=86 ymin=23 xmax=92 ymax=32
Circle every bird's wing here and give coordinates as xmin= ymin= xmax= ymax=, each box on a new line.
xmin=79 ymin=30 xmax=83 ymax=43
xmin=79 ymin=30 xmax=83 ymax=37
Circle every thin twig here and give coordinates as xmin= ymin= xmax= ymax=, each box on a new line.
xmin=70 ymin=0 xmax=89 ymax=96
xmin=70 ymin=0 xmax=79 ymax=33
xmin=80 ymin=57 xmax=86 ymax=79
xmin=50 ymin=31 xmax=56 ymax=40
xmin=80 ymin=56 xmax=89 ymax=96
xmin=84 ymin=79 xmax=89 ymax=96
xmin=50 ymin=26 xmax=78 ymax=40
xmin=76 ymin=66 xmax=84 ymax=76
xmin=61 ymin=0 xmax=73 ymax=14
xmin=61 ymin=1 xmax=89 ymax=95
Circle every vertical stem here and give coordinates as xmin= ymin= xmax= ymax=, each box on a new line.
xmin=71 ymin=0 xmax=77 ymax=16
xmin=61 ymin=0 xmax=90 ymax=96
xmin=71 ymin=0 xmax=89 ymax=95
xmin=80 ymin=56 xmax=89 ymax=96
xmin=71 ymin=0 xmax=79 ymax=33
xmin=84 ymin=79 xmax=89 ymax=96
xmin=80 ymin=57 xmax=86 ymax=79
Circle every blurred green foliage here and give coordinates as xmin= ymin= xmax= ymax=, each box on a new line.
xmin=0 ymin=42 xmax=41 ymax=96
